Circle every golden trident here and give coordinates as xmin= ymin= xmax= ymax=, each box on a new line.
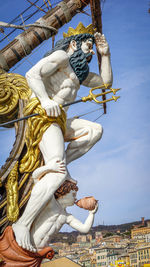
xmin=0 ymin=84 xmax=120 ymax=127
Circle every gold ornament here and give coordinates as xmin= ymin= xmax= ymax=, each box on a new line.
xmin=19 ymin=98 xmax=66 ymax=173
xmin=63 ymin=22 xmax=95 ymax=38
xmin=6 ymin=162 xmax=19 ymax=222
xmin=0 ymin=72 xmax=31 ymax=125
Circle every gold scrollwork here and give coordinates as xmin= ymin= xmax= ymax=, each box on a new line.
xmin=6 ymin=162 xmax=19 ymax=222
xmin=0 ymin=72 xmax=31 ymax=125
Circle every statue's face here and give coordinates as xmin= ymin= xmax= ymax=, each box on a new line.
xmin=81 ymin=38 xmax=95 ymax=62
xmin=61 ymin=190 xmax=77 ymax=207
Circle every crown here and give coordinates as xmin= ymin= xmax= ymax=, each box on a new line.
xmin=63 ymin=22 xmax=95 ymax=38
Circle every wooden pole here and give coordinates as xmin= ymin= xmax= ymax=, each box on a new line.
xmin=90 ymin=0 xmax=107 ymax=114
xmin=0 ymin=0 xmax=90 ymax=71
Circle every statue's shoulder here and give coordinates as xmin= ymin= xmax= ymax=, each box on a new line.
xmin=46 ymin=50 xmax=69 ymax=65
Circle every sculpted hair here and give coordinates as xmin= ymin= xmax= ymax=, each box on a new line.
xmin=54 ymin=180 xmax=78 ymax=199
xmin=44 ymin=33 xmax=94 ymax=57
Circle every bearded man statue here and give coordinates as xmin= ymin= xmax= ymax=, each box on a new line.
xmin=12 ymin=22 xmax=113 ymax=252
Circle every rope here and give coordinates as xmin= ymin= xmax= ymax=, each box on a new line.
xmin=74 ymin=107 xmax=103 ymax=119
xmin=26 ymin=0 xmax=47 ymax=13
xmin=93 ymin=112 xmax=104 ymax=122
xmin=0 ymin=0 xmax=42 ymax=43
xmin=20 ymin=14 xmax=27 ymax=30
xmin=0 ymin=21 xmax=58 ymax=33
xmin=0 ymin=0 xmax=56 ymax=43
xmin=43 ymin=0 xmax=49 ymax=10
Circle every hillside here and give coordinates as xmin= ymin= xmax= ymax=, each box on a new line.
xmin=50 ymin=219 xmax=150 ymax=244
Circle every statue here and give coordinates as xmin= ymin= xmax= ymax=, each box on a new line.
xmin=0 ymin=180 xmax=97 ymax=267
xmin=12 ymin=23 xmax=113 ymax=252
xmin=0 ymin=22 xmax=113 ymax=264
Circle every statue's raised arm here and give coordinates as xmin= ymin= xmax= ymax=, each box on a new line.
xmin=83 ymin=32 xmax=113 ymax=88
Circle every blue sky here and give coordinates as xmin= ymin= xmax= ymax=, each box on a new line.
xmin=0 ymin=0 xmax=150 ymax=230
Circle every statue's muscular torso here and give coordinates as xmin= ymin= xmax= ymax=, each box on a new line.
xmin=26 ymin=50 xmax=80 ymax=110
xmin=31 ymin=196 xmax=68 ymax=249
xmin=44 ymin=64 xmax=80 ymax=107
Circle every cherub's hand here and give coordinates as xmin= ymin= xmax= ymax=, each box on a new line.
xmin=94 ymin=32 xmax=110 ymax=56
xmin=89 ymin=202 xmax=99 ymax=214
xmin=41 ymin=98 xmax=61 ymax=117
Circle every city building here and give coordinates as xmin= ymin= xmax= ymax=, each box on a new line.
xmin=131 ymin=220 xmax=150 ymax=240
xmin=79 ymin=254 xmax=91 ymax=267
xmin=95 ymin=232 xmax=103 ymax=244
xmin=77 ymin=235 xmax=87 ymax=243
xmin=95 ymin=246 xmax=126 ymax=266
xmin=131 ymin=227 xmax=150 ymax=240
xmin=128 ymin=245 xmax=150 ymax=267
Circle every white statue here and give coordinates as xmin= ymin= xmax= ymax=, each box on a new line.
xmin=31 ymin=180 xmax=97 ymax=251
xmin=12 ymin=23 xmax=113 ymax=252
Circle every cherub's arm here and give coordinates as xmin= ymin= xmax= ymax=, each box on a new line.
xmin=82 ymin=33 xmax=113 ymax=88
xmin=66 ymin=204 xmax=98 ymax=233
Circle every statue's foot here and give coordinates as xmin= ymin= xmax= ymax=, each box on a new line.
xmin=32 ymin=159 xmax=66 ymax=182
xmin=12 ymin=223 xmax=36 ymax=252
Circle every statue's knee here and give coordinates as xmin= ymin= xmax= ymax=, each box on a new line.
xmin=94 ymin=123 xmax=103 ymax=141
xmin=86 ymin=123 xmax=103 ymax=142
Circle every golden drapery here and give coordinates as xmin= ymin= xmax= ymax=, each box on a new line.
xmin=19 ymin=97 xmax=66 ymax=173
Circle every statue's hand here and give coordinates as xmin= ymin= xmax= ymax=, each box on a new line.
xmin=94 ymin=32 xmax=110 ymax=56
xmin=41 ymin=98 xmax=61 ymax=117
xmin=89 ymin=202 xmax=99 ymax=214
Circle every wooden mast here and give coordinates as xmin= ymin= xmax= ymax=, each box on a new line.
xmin=90 ymin=0 xmax=107 ymax=114
xmin=0 ymin=0 xmax=90 ymax=71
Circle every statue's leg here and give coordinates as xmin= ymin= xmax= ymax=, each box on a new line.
xmin=39 ymin=123 xmax=76 ymax=183
xmin=13 ymin=123 xmax=67 ymax=251
xmin=65 ymin=118 xmax=103 ymax=164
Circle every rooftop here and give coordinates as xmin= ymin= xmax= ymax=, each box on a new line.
xmin=41 ymin=257 xmax=81 ymax=267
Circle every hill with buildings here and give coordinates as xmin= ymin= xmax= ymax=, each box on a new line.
xmin=50 ymin=218 xmax=150 ymax=244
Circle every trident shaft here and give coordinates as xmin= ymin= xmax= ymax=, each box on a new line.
xmin=0 ymin=84 xmax=120 ymax=127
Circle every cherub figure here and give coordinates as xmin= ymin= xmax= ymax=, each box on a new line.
xmin=13 ymin=179 xmax=98 ymax=252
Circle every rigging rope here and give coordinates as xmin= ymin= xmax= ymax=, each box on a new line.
xmin=93 ymin=112 xmax=104 ymax=122
xmin=0 ymin=0 xmax=50 ymax=43
xmin=74 ymin=107 xmax=103 ymax=118
xmin=26 ymin=0 xmax=47 ymax=13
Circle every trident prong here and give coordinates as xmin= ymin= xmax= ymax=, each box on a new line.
xmin=112 ymin=95 xmax=120 ymax=102
xmin=100 ymin=95 xmax=120 ymax=104
xmin=82 ymin=86 xmax=121 ymax=104
xmin=111 ymin=88 xmax=121 ymax=95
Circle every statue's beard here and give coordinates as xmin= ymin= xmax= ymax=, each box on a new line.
xmin=69 ymin=49 xmax=93 ymax=84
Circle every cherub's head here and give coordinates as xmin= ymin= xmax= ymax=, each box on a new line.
xmin=54 ymin=180 xmax=78 ymax=207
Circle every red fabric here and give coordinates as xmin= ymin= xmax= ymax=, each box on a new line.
xmin=0 ymin=226 xmax=54 ymax=267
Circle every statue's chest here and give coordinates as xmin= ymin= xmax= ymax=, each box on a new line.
xmin=46 ymin=211 xmax=66 ymax=230
xmin=49 ymin=65 xmax=79 ymax=89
